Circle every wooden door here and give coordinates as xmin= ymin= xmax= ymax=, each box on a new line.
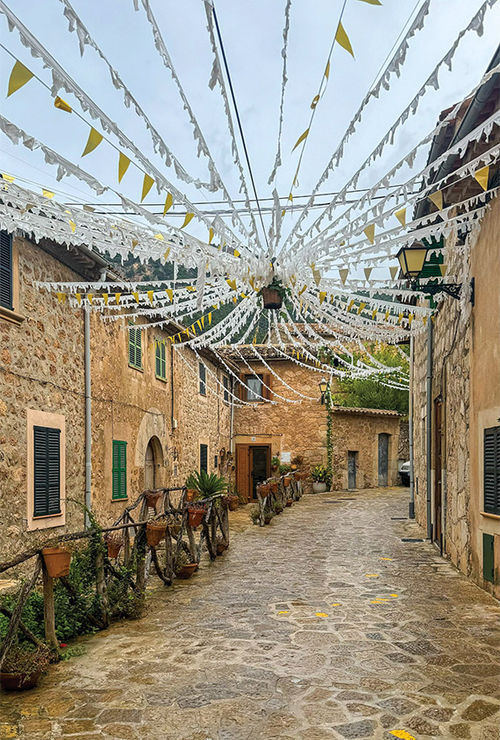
xmin=250 ymin=446 xmax=270 ymax=498
xmin=348 ymin=451 xmax=357 ymax=489
xmin=378 ymin=434 xmax=389 ymax=486
xmin=236 ymin=445 xmax=250 ymax=501
xmin=434 ymin=398 xmax=443 ymax=546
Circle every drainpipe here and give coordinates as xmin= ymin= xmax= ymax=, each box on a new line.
xmin=426 ymin=317 xmax=433 ymax=539
xmin=408 ymin=334 xmax=415 ymax=519
xmin=229 ymin=378 xmax=235 ymax=453
xmin=84 ymin=305 xmax=92 ymax=528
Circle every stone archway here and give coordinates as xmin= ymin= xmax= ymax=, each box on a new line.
xmin=144 ymin=435 xmax=164 ymax=489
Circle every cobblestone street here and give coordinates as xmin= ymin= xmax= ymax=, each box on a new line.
xmin=1 ymin=487 xmax=500 ymax=740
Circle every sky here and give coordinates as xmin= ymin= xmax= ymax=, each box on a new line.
xmin=1 ymin=0 xmax=500 ymax=261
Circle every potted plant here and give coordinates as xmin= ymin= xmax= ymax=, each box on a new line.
xmin=291 ymin=454 xmax=304 ymax=471
xmin=222 ymin=492 xmax=239 ymax=511
xmin=274 ymin=501 xmax=284 ymax=513
xmin=271 ymin=455 xmax=280 ymax=472
xmin=175 ymin=550 xmax=198 ymax=579
xmin=0 ymin=642 xmax=51 ymax=691
xmin=186 ymin=503 xmax=207 ymax=528
xmin=185 ymin=470 xmax=227 ymax=526
xmin=41 ymin=547 xmax=71 ymax=578
xmin=270 ymin=480 xmax=279 ymax=494
xmin=259 ymin=483 xmax=271 ymax=497
xmin=166 ymin=516 xmax=181 ymax=536
xmin=146 ymin=517 xmax=167 ymax=547
xmin=283 ymin=476 xmax=292 ymax=488
xmin=259 ymin=276 xmax=290 ymax=310
xmin=311 ymin=465 xmax=331 ymax=493
xmin=104 ymin=532 xmax=123 ymax=559
xmin=144 ymin=490 xmax=162 ymax=512
xmin=279 ymin=463 xmax=291 ymax=476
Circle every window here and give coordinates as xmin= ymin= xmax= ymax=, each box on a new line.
xmin=155 ymin=340 xmax=167 ymax=380
xmin=0 ymin=230 xmax=13 ymax=310
xmin=223 ymin=375 xmax=230 ymax=403
xmin=112 ymin=440 xmax=127 ymax=500
xmin=199 ymin=362 xmax=206 ymax=396
xmin=33 ymin=426 xmax=61 ymax=517
xmin=200 ymin=443 xmax=208 ymax=473
xmin=246 ymin=374 xmax=263 ymax=402
xmin=128 ymin=326 xmax=142 ymax=369
xmin=484 ymin=426 xmax=500 ymax=515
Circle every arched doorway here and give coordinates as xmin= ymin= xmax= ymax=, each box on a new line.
xmin=144 ymin=436 xmax=163 ymax=489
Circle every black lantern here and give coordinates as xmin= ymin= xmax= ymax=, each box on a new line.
xmin=319 ymin=379 xmax=329 ymax=404
xmin=394 ymin=241 xmax=464 ymax=301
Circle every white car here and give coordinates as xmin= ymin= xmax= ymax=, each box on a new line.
xmin=399 ymin=461 xmax=410 ymax=486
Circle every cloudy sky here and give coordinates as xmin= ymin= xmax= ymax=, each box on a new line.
xmin=1 ymin=0 xmax=499 ymax=255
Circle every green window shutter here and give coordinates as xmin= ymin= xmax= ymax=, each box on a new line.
xmin=128 ymin=327 xmax=142 ymax=369
xmin=484 ymin=427 xmax=500 ymax=515
xmin=483 ymin=533 xmax=495 ymax=583
xmin=199 ymin=362 xmax=206 ymax=395
xmin=33 ymin=426 xmax=61 ymax=516
xmin=200 ymin=444 xmax=208 ymax=473
xmin=155 ymin=341 xmax=166 ymax=379
xmin=112 ymin=440 xmax=127 ymax=499
xmin=0 ymin=230 xmax=13 ymax=310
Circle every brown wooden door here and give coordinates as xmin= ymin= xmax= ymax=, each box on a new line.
xmin=236 ymin=445 xmax=250 ymax=501
xmin=250 ymin=446 xmax=270 ymax=498
xmin=434 ymin=398 xmax=443 ymax=546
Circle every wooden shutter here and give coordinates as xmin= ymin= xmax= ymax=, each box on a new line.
xmin=483 ymin=533 xmax=495 ymax=583
xmin=33 ymin=426 xmax=61 ymax=517
xmin=155 ymin=341 xmax=166 ymax=379
xmin=200 ymin=444 xmax=208 ymax=473
xmin=0 ymin=230 xmax=13 ymax=310
xmin=199 ymin=362 xmax=206 ymax=395
xmin=263 ymin=373 xmax=272 ymax=400
xmin=129 ymin=327 xmax=142 ymax=368
xmin=484 ymin=427 xmax=500 ymax=515
xmin=112 ymin=440 xmax=127 ymax=499
xmin=236 ymin=445 xmax=250 ymax=501
xmin=239 ymin=373 xmax=247 ymax=401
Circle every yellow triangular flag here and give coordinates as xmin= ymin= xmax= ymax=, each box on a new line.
xmin=339 ymin=268 xmax=348 ymax=284
xmin=57 ymin=292 xmax=66 ymax=303
xmin=200 ymin=316 xmax=205 ymax=328
xmin=347 ymin=299 xmax=355 ymax=312
xmin=395 ymin=208 xmax=406 ymax=227
xmin=397 ymin=313 xmax=403 ymax=325
xmin=226 ymin=278 xmax=237 ymax=291
xmin=384 ymin=309 xmax=390 ymax=321
xmin=439 ymin=264 xmax=447 ymax=276
xmin=154 ymin=233 xmax=164 ymax=241
xmin=162 ymin=248 xmax=171 ymax=262
xmin=357 ymin=302 xmax=366 ymax=315
xmin=311 ymin=94 xmax=320 ymax=110
xmin=82 ymin=128 xmax=103 ymax=157
xmin=87 ymin=294 xmax=93 ymax=305
xmin=1 ymin=173 xmax=15 ymax=183
xmin=335 ymin=22 xmax=354 ymax=57
xmin=141 ymin=174 xmax=154 ymax=202
xmin=371 ymin=308 xmax=377 ymax=320
xmin=166 ymin=288 xmax=173 ymax=302
xmin=319 ymin=291 xmax=327 ymax=305
xmin=292 ymin=128 xmax=309 ymax=152
xmin=147 ymin=290 xmax=154 ymax=304
xmin=474 ymin=165 xmax=489 ymax=191
xmin=364 ymin=267 xmax=372 ymax=281
xmin=312 ymin=268 xmax=321 ymax=286
xmin=408 ymin=313 xmax=414 ymax=326
xmin=208 ymin=312 xmax=212 ymax=325
xmin=389 ymin=265 xmax=398 ymax=279
xmin=181 ymin=212 xmax=194 ymax=229
xmin=234 ymin=249 xmax=240 ymax=257
xmin=357 ymin=0 xmax=382 ymax=4
xmin=54 ymin=96 xmax=72 ymax=113
xmin=42 ymin=189 xmax=55 ymax=199
xmin=75 ymin=293 xmax=82 ymax=305
xmin=186 ymin=285 xmax=196 ymax=292
xmin=118 ymin=152 xmax=130 ymax=183
xmin=103 ymin=293 xmax=109 ymax=306
xmin=68 ymin=220 xmax=76 ymax=233
xmin=208 ymin=228 xmax=214 ymax=244
xmin=363 ymin=223 xmax=375 ymax=244
xmin=115 ymin=293 xmax=121 ymax=305
xmin=196 ymin=319 xmax=202 ymax=331
xmin=423 ymin=315 xmax=428 ymax=326
xmin=428 ymin=190 xmax=443 ymax=210
xmin=324 ymin=60 xmax=330 ymax=79
xmin=298 ymin=285 xmax=307 ymax=296
xmin=132 ymin=291 xmax=140 ymax=303
xmin=131 ymin=239 xmax=139 ymax=249
xmin=7 ymin=61 xmax=34 ymax=97
xmin=163 ymin=192 xmax=173 ymax=215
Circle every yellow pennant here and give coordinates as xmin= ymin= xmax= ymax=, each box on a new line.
xmin=428 ymin=190 xmax=443 ymax=210
xmin=474 ymin=165 xmax=489 ymax=191
xmin=408 ymin=313 xmax=414 ymax=326
xmin=82 ymin=128 xmax=103 ymax=157
xmin=423 ymin=315 xmax=428 ymax=326
xmin=319 ymin=291 xmax=327 ymax=305
xmin=42 ymin=189 xmax=55 ymax=199
xmin=347 ymin=299 xmax=355 ymax=312
xmin=87 ymin=294 xmax=93 ymax=305
xmin=226 ymin=278 xmax=237 ymax=291
xmin=147 ymin=290 xmax=154 ymax=304
xmin=371 ymin=308 xmax=377 ymax=320
xmin=7 ymin=61 xmax=34 ymax=97
xmin=233 ymin=296 xmax=237 ymax=304
xmin=2 ymin=173 xmax=15 ymax=183
xmin=57 ymin=292 xmax=66 ymax=303
xmin=141 ymin=174 xmax=154 ymax=202
xmin=298 ymin=284 xmax=307 ymax=296
xmin=324 ymin=60 xmax=330 ymax=79
xmin=292 ymin=128 xmax=309 ymax=152
xmin=335 ymin=22 xmax=354 ymax=57
xmin=389 ymin=265 xmax=399 ymax=280
xmin=439 ymin=263 xmax=447 ymax=276
xmin=311 ymin=94 xmax=320 ymax=109
xmin=357 ymin=302 xmax=366 ymax=315
xmin=358 ymin=0 xmax=382 ymax=4
xmin=163 ymin=192 xmax=173 ymax=214
xmin=208 ymin=312 xmax=212 ymax=325
xmin=200 ymin=316 xmax=205 ymax=328
xmin=397 ymin=312 xmax=403 ymax=325
xmin=131 ymin=239 xmax=139 ymax=250
xmin=54 ymin=96 xmax=72 ymax=113
xmin=196 ymin=319 xmax=202 ymax=331
xmin=339 ymin=268 xmax=348 ymax=284
xmin=132 ymin=291 xmax=140 ymax=303
xmin=249 ymin=276 xmax=256 ymax=290
xmin=186 ymin=285 xmax=196 ymax=292
xmin=163 ymin=248 xmax=171 ymax=262
xmin=208 ymin=227 xmax=214 ymax=244
xmin=364 ymin=267 xmax=372 ymax=281
xmin=118 ymin=152 xmax=130 ymax=183
xmin=385 ymin=309 xmax=390 ymax=321
xmin=166 ymin=288 xmax=173 ymax=302
xmin=154 ymin=233 xmax=164 ymax=241
xmin=312 ymin=268 xmax=321 ymax=286
xmin=181 ymin=212 xmax=194 ymax=229
xmin=395 ymin=207 xmax=406 ymax=227
xmin=115 ymin=293 xmax=121 ymax=305
xmin=75 ymin=293 xmax=82 ymax=305
xmin=234 ymin=249 xmax=240 ymax=257
xmin=103 ymin=293 xmax=109 ymax=306
xmin=68 ymin=220 xmax=76 ymax=233
xmin=363 ymin=223 xmax=375 ymax=244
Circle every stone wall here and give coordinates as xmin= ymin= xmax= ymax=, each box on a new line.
xmin=398 ymin=419 xmax=409 ymax=461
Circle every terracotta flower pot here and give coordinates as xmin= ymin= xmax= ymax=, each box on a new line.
xmin=187 ymin=504 xmax=207 ymax=528
xmin=270 ymin=482 xmax=279 ymax=494
xmin=186 ymin=488 xmax=197 ymax=502
xmin=0 ymin=670 xmax=42 ymax=691
xmin=168 ymin=523 xmax=181 ymax=536
xmin=286 ymin=499 xmax=293 ymax=507
xmin=41 ymin=547 xmax=71 ymax=578
xmin=261 ymin=286 xmax=282 ymax=309
xmin=216 ymin=540 xmax=228 ymax=555
xmin=227 ymin=495 xmax=239 ymax=511
xmin=145 ymin=491 xmax=162 ymax=512
xmin=177 ymin=563 xmax=198 ymax=579
xmin=283 ymin=477 xmax=291 ymax=488
xmin=106 ymin=539 xmax=122 ymax=559
xmin=259 ymin=484 xmax=271 ymax=497
xmin=146 ymin=522 xmax=166 ymax=547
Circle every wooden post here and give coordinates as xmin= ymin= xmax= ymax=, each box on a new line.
xmin=123 ymin=512 xmax=131 ymax=565
xmin=42 ymin=559 xmax=59 ymax=653
xmin=95 ymin=549 xmax=110 ymax=628
xmin=0 ymin=556 xmax=42 ymax=666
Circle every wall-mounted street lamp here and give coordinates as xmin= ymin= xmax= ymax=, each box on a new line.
xmin=395 ymin=242 xmax=462 ymax=300
xmin=319 ymin=378 xmax=329 ymax=404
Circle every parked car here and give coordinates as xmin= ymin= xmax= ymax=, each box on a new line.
xmin=399 ymin=460 xmax=410 ymax=486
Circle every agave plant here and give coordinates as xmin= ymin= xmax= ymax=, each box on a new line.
xmin=185 ymin=470 xmax=228 ymax=499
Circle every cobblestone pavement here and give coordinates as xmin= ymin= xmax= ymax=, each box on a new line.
xmin=1 ymin=487 xmax=500 ymax=740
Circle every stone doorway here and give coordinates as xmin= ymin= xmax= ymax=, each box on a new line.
xmin=348 ymin=451 xmax=358 ymax=489
xmin=144 ymin=436 xmax=163 ymax=489
xmin=236 ymin=444 xmax=271 ymax=501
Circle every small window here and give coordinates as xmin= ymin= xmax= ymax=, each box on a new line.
xmin=223 ymin=375 xmax=230 ymax=403
xmin=155 ymin=340 xmax=167 ymax=380
xmin=128 ymin=326 xmax=142 ymax=370
xmin=33 ymin=426 xmax=61 ymax=517
xmin=200 ymin=444 xmax=208 ymax=473
xmin=0 ymin=230 xmax=13 ymax=310
xmin=199 ymin=362 xmax=206 ymax=396
xmin=112 ymin=440 xmax=127 ymax=500
xmin=246 ymin=374 xmax=263 ymax=402
xmin=484 ymin=426 xmax=500 ymax=515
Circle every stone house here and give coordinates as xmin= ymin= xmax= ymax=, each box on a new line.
xmin=411 ymin=48 xmax=500 ymax=598
xmin=228 ymin=347 xmax=402 ymax=500
xmin=0 ymin=231 xmax=231 ymax=559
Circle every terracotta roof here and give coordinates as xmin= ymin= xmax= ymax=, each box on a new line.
xmin=330 ymin=405 xmax=401 ymax=417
